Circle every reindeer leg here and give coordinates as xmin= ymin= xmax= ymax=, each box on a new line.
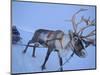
xmin=57 ymin=50 xmax=63 ymax=71
xmin=32 ymin=43 xmax=40 ymax=57
xmin=32 ymin=45 xmax=36 ymax=57
xmin=23 ymin=40 xmax=32 ymax=53
xmin=41 ymin=48 xmax=52 ymax=70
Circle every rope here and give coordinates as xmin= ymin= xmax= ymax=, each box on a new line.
xmin=56 ymin=50 xmax=75 ymax=71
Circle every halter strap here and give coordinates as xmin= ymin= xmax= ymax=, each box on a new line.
xmin=45 ymin=32 xmax=64 ymax=46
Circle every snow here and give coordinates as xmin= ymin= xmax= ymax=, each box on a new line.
xmin=12 ymin=1 xmax=96 ymax=74
xmin=12 ymin=28 xmax=96 ymax=74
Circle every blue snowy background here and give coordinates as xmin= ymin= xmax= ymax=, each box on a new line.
xmin=12 ymin=1 xmax=96 ymax=74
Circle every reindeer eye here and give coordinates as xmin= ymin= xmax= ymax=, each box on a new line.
xmin=74 ymin=37 xmax=78 ymax=41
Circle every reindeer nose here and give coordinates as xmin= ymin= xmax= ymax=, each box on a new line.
xmin=80 ymin=50 xmax=87 ymax=58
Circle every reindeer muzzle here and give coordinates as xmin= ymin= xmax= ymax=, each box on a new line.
xmin=75 ymin=49 xmax=87 ymax=58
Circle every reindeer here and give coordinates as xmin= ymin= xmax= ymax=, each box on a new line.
xmin=23 ymin=9 xmax=96 ymax=71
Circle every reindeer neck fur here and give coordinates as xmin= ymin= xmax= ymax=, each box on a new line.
xmin=55 ymin=33 xmax=71 ymax=51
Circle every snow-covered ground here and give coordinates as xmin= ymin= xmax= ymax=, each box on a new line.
xmin=12 ymin=27 xmax=96 ymax=74
xmin=12 ymin=1 xmax=96 ymax=74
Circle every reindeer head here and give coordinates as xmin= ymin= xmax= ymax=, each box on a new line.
xmin=67 ymin=9 xmax=95 ymax=58
xmin=69 ymin=30 xmax=85 ymax=57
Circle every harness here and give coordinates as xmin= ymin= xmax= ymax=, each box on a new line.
xmin=47 ymin=31 xmax=53 ymax=38
xmin=46 ymin=31 xmax=64 ymax=49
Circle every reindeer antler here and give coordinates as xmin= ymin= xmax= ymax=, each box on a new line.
xmin=78 ymin=16 xmax=96 ymax=35
xmin=78 ymin=16 xmax=96 ymax=47
xmin=71 ymin=9 xmax=88 ymax=33
xmin=78 ymin=24 xmax=95 ymax=35
xmin=81 ymin=16 xmax=95 ymax=26
xmin=66 ymin=9 xmax=96 ymax=47
xmin=81 ymin=29 xmax=95 ymax=38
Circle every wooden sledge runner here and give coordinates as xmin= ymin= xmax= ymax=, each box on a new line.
xmin=16 ymin=43 xmax=46 ymax=48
